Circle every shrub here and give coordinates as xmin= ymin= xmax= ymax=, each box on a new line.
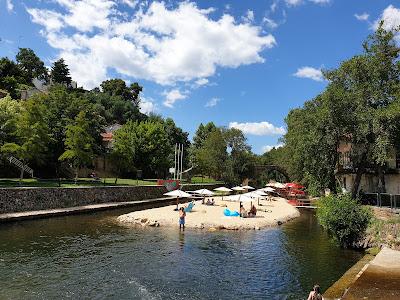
xmin=317 ymin=193 xmax=372 ymax=247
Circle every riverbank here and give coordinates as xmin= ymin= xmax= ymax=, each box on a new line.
xmin=342 ymin=247 xmax=400 ymax=299
xmin=117 ymin=196 xmax=300 ymax=230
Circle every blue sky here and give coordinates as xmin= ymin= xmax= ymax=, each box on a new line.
xmin=1 ymin=0 xmax=399 ymax=154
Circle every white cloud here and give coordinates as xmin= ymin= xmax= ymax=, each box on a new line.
xmin=229 ymin=121 xmax=286 ymax=136
xmin=293 ymin=66 xmax=324 ymax=81
xmin=309 ymin=0 xmax=330 ymax=4
xmin=6 ymin=0 xmax=13 ymax=12
xmin=27 ymin=1 xmax=276 ymax=89
xmin=163 ymin=89 xmax=187 ymax=108
xmin=195 ymin=78 xmax=209 ymax=86
xmin=205 ymin=97 xmax=220 ymax=108
xmin=140 ymin=97 xmax=157 ymax=115
xmin=262 ymin=143 xmax=284 ymax=153
xmin=373 ymin=5 xmax=400 ymax=32
xmin=242 ymin=10 xmax=255 ymax=23
xmin=263 ymin=17 xmax=278 ymax=30
xmin=122 ymin=0 xmax=138 ymax=9
xmin=285 ymin=0 xmax=303 ymax=6
xmin=355 ymin=13 xmax=369 ymax=21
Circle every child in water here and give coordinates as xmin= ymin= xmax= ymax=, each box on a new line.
xmin=307 ymin=284 xmax=323 ymax=300
xmin=179 ymin=207 xmax=186 ymax=231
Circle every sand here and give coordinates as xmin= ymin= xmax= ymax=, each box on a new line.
xmin=117 ymin=196 xmax=300 ymax=230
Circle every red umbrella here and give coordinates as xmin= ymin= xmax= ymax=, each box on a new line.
xmin=285 ymin=183 xmax=304 ymax=189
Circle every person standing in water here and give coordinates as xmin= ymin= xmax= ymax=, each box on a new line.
xmin=307 ymin=284 xmax=323 ymax=300
xmin=179 ymin=207 xmax=186 ymax=231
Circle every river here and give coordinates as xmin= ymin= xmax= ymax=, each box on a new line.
xmin=0 ymin=208 xmax=363 ymax=299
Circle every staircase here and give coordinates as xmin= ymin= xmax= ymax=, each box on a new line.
xmin=8 ymin=156 xmax=34 ymax=178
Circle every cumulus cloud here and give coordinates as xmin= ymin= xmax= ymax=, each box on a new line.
xmin=373 ymin=5 xmax=400 ymax=31
xmin=242 ymin=9 xmax=255 ymax=23
xmin=26 ymin=1 xmax=276 ymax=89
xmin=229 ymin=121 xmax=286 ymax=136
xmin=293 ymin=66 xmax=324 ymax=81
xmin=205 ymin=97 xmax=220 ymax=108
xmin=285 ymin=0 xmax=303 ymax=6
xmin=139 ymin=97 xmax=157 ymax=115
xmin=163 ymin=89 xmax=187 ymax=108
xmin=194 ymin=78 xmax=209 ymax=87
xmin=262 ymin=143 xmax=284 ymax=153
xmin=6 ymin=0 xmax=13 ymax=12
xmin=354 ymin=13 xmax=369 ymax=21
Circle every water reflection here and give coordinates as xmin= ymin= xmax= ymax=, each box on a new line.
xmin=0 ymin=209 xmax=363 ymax=299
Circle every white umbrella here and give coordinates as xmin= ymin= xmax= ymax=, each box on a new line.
xmin=214 ymin=187 xmax=233 ymax=192
xmin=225 ymin=194 xmax=253 ymax=202
xmin=193 ymin=188 xmax=215 ymax=196
xmin=266 ymin=182 xmax=285 ymax=189
xmin=244 ymin=191 xmax=266 ymax=206
xmin=164 ymin=190 xmax=192 ymax=210
xmin=255 ymin=190 xmax=268 ymax=196
xmin=213 ymin=186 xmax=232 ymax=200
xmin=232 ymin=186 xmax=245 ymax=191
xmin=242 ymin=185 xmax=255 ymax=190
xmin=264 ymin=187 xmax=275 ymax=192
xmin=164 ymin=190 xmax=192 ymax=198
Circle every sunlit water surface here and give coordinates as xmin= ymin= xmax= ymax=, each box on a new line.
xmin=0 ymin=208 xmax=363 ymax=299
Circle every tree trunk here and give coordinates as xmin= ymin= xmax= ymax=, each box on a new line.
xmin=377 ymin=165 xmax=386 ymax=193
xmin=351 ymin=164 xmax=365 ymax=199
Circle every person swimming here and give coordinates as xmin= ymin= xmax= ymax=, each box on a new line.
xmin=307 ymin=284 xmax=323 ymax=300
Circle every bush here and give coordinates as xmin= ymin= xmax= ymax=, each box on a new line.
xmin=317 ymin=193 xmax=372 ymax=247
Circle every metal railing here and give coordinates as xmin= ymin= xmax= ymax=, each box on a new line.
xmin=362 ymin=192 xmax=400 ymax=209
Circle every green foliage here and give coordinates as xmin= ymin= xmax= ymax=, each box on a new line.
xmin=16 ymin=48 xmax=47 ymax=83
xmin=0 ymin=57 xmax=25 ymax=98
xmin=59 ymin=111 xmax=95 ymax=178
xmin=1 ymin=97 xmax=51 ymax=165
xmin=0 ymin=96 xmax=21 ymax=147
xmin=51 ymin=58 xmax=71 ymax=86
xmin=111 ymin=120 xmax=171 ymax=177
xmin=100 ymin=79 xmax=142 ymax=106
xmin=317 ymin=194 xmax=372 ymax=247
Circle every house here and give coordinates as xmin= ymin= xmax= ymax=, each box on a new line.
xmin=20 ymin=78 xmax=78 ymax=100
xmin=336 ymin=141 xmax=400 ymax=194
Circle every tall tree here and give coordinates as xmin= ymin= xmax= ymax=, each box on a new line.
xmin=0 ymin=57 xmax=25 ymax=98
xmin=59 ymin=111 xmax=95 ymax=180
xmin=16 ymin=48 xmax=47 ymax=83
xmin=100 ymin=79 xmax=142 ymax=106
xmin=51 ymin=58 xmax=72 ymax=86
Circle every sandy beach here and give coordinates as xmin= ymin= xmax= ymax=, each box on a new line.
xmin=117 ymin=196 xmax=300 ymax=230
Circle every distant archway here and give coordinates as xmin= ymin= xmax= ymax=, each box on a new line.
xmin=254 ymin=164 xmax=290 ymax=183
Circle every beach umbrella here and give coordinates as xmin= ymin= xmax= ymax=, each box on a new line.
xmin=225 ymin=194 xmax=253 ymax=202
xmin=245 ymin=191 xmax=266 ymax=206
xmin=164 ymin=190 xmax=192 ymax=210
xmin=264 ymin=187 xmax=275 ymax=192
xmin=285 ymin=182 xmax=305 ymax=189
xmin=242 ymin=185 xmax=255 ymax=190
xmin=214 ymin=187 xmax=233 ymax=192
xmin=232 ymin=186 xmax=245 ymax=192
xmin=255 ymin=190 xmax=268 ymax=196
xmin=193 ymin=188 xmax=215 ymax=196
xmin=213 ymin=186 xmax=232 ymax=200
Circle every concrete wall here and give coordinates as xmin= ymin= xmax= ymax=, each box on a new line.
xmin=0 ymin=184 xmax=222 ymax=214
xmin=339 ymin=173 xmax=400 ymax=194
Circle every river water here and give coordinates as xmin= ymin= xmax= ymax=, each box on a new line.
xmin=0 ymin=208 xmax=363 ymax=300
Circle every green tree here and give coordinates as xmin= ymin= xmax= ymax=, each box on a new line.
xmin=0 ymin=95 xmax=20 ymax=147
xmin=1 ymin=98 xmax=51 ymax=179
xmin=0 ymin=57 xmax=25 ymax=98
xmin=196 ymin=129 xmax=228 ymax=179
xmin=317 ymin=194 xmax=372 ymax=247
xmin=16 ymin=48 xmax=47 ymax=83
xmin=51 ymin=58 xmax=72 ymax=86
xmin=111 ymin=121 xmax=171 ymax=177
xmin=59 ymin=111 xmax=95 ymax=180
xmin=100 ymin=79 xmax=142 ymax=106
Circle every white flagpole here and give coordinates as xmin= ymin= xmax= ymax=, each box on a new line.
xmin=174 ymin=143 xmax=177 ymax=180
xmin=180 ymin=144 xmax=184 ymax=181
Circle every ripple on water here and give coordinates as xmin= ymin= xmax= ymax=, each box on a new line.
xmin=0 ymin=210 xmax=363 ymax=299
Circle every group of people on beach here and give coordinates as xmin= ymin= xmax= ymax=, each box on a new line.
xmin=239 ymin=202 xmax=257 ymax=218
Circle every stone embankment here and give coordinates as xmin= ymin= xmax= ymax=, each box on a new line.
xmin=0 ymin=184 xmax=221 ymax=214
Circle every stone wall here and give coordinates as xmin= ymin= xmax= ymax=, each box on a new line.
xmin=0 ymin=184 xmax=222 ymax=214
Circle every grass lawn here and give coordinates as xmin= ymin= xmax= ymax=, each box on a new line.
xmin=0 ymin=178 xmax=157 ymax=188
xmin=0 ymin=177 xmax=223 ymax=188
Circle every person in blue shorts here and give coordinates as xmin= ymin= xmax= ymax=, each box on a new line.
xmin=179 ymin=207 xmax=186 ymax=231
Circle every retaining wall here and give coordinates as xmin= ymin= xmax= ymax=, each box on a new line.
xmin=0 ymin=184 xmax=222 ymax=214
